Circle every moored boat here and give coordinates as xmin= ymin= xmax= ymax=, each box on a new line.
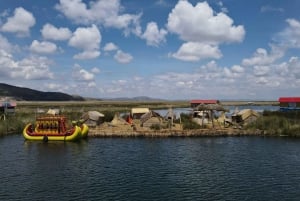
xmin=23 ymin=115 xmax=81 ymax=142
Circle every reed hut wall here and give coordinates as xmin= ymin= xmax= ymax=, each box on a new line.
xmin=142 ymin=117 xmax=163 ymax=128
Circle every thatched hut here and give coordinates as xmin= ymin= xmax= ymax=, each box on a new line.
xmin=140 ymin=111 xmax=163 ymax=128
xmin=131 ymin=108 xmax=150 ymax=119
xmin=81 ymin=111 xmax=105 ymax=127
xmin=192 ymin=103 xmax=228 ymax=127
xmin=164 ymin=108 xmax=176 ymax=128
xmin=110 ymin=113 xmax=129 ymax=126
xmin=232 ymin=109 xmax=260 ymax=125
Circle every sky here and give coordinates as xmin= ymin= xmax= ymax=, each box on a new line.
xmin=0 ymin=0 xmax=300 ymax=100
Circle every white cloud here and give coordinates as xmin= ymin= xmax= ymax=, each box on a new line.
xmin=242 ymin=46 xmax=284 ymax=66
xmin=276 ymin=19 xmax=300 ymax=48
xmin=72 ymin=64 xmax=95 ymax=81
xmin=167 ymin=1 xmax=244 ymax=62
xmin=223 ymin=65 xmax=244 ymax=79
xmin=41 ymin=23 xmax=72 ymax=41
xmin=285 ymin=57 xmax=300 ymax=79
xmin=103 ymin=42 xmax=118 ymax=51
xmin=91 ymin=67 xmax=100 ymax=74
xmin=68 ymin=24 xmax=101 ymax=59
xmin=232 ymin=65 xmax=244 ymax=73
xmin=1 ymin=7 xmax=35 ymax=37
xmin=30 ymin=40 xmax=57 ymax=54
xmin=114 ymin=50 xmax=133 ymax=63
xmin=261 ymin=5 xmax=284 ymax=13
xmin=0 ymin=50 xmax=18 ymax=78
xmin=0 ymin=34 xmax=16 ymax=53
xmin=55 ymin=0 xmax=141 ymax=35
xmin=167 ymin=1 xmax=245 ymax=44
xmin=141 ymin=22 xmax=167 ymax=47
xmin=73 ymin=50 xmax=100 ymax=60
xmin=170 ymin=42 xmax=222 ymax=61
xmin=253 ymin=65 xmax=270 ymax=76
xmin=0 ymin=50 xmax=53 ymax=80
xmin=218 ymin=1 xmax=228 ymax=13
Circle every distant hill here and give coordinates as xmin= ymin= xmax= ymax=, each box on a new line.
xmin=0 ymin=83 xmax=84 ymax=101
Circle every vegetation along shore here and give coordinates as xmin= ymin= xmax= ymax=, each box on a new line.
xmin=0 ymin=100 xmax=299 ymax=138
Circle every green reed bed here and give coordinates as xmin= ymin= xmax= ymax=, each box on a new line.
xmin=246 ymin=110 xmax=300 ymax=137
xmin=0 ymin=114 xmax=33 ymax=136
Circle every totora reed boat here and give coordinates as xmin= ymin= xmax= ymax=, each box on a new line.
xmin=23 ymin=115 xmax=83 ymax=142
xmin=80 ymin=123 xmax=89 ymax=139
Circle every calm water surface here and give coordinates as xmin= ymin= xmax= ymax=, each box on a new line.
xmin=1 ymin=135 xmax=300 ymax=201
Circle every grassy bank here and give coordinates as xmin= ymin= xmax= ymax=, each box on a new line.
xmin=246 ymin=111 xmax=300 ymax=137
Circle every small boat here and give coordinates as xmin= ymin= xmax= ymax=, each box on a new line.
xmin=23 ymin=115 xmax=82 ymax=142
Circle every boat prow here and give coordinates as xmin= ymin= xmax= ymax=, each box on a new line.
xmin=80 ymin=124 xmax=89 ymax=139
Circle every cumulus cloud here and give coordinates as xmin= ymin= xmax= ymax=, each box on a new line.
xmin=73 ymin=51 xmax=100 ymax=60
xmin=114 ymin=50 xmax=133 ymax=63
xmin=55 ymin=0 xmax=141 ymax=35
xmin=276 ymin=19 xmax=300 ymax=48
xmin=30 ymin=40 xmax=57 ymax=54
xmin=282 ymin=57 xmax=300 ymax=79
xmin=166 ymin=1 xmax=244 ymax=61
xmin=68 ymin=24 xmax=101 ymax=59
xmin=167 ymin=1 xmax=245 ymax=43
xmin=141 ymin=22 xmax=167 ymax=47
xmin=41 ymin=23 xmax=72 ymax=41
xmin=103 ymin=42 xmax=118 ymax=51
xmin=103 ymin=42 xmax=133 ymax=64
xmin=242 ymin=45 xmax=284 ymax=66
xmin=72 ymin=64 xmax=95 ymax=81
xmin=91 ymin=67 xmax=100 ymax=74
xmin=0 ymin=34 xmax=17 ymax=53
xmin=1 ymin=7 xmax=35 ymax=37
xmin=223 ymin=65 xmax=245 ymax=79
xmin=170 ymin=42 xmax=222 ymax=61
xmin=0 ymin=50 xmax=53 ymax=80
xmin=253 ymin=65 xmax=270 ymax=76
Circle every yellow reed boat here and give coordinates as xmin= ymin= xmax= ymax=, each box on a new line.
xmin=80 ymin=123 xmax=89 ymax=139
xmin=23 ymin=115 xmax=81 ymax=142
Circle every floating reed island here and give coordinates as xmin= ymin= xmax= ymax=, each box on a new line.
xmin=1 ymin=100 xmax=299 ymax=137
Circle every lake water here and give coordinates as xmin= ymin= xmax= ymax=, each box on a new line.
xmin=1 ymin=135 xmax=300 ymax=201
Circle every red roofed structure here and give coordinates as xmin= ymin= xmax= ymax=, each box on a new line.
xmin=190 ymin=99 xmax=220 ymax=108
xmin=278 ymin=97 xmax=300 ymax=111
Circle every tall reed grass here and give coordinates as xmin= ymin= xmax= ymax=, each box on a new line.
xmin=246 ymin=111 xmax=300 ymax=136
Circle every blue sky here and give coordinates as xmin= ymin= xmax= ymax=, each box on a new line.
xmin=0 ymin=0 xmax=299 ymax=100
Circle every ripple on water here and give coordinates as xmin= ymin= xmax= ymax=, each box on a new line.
xmin=0 ymin=136 xmax=300 ymax=200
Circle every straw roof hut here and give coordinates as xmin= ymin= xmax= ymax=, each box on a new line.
xmin=111 ymin=113 xmax=129 ymax=126
xmin=81 ymin=111 xmax=105 ymax=127
xmin=131 ymin=108 xmax=150 ymax=119
xmin=164 ymin=108 xmax=176 ymax=128
xmin=140 ymin=110 xmax=163 ymax=128
xmin=193 ymin=103 xmax=228 ymax=127
xmin=196 ymin=103 xmax=227 ymax=112
xmin=232 ymin=109 xmax=260 ymax=125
